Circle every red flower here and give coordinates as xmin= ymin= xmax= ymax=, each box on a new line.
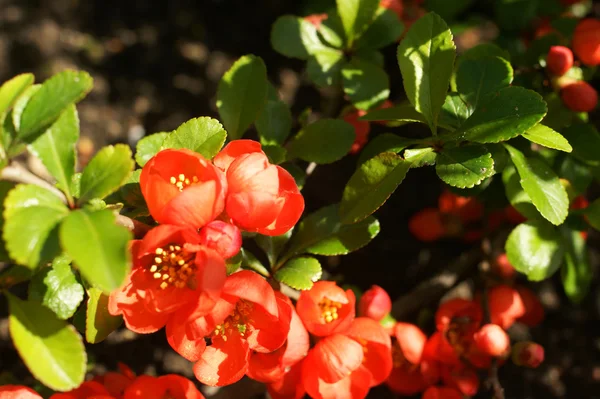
xmin=166 ymin=271 xmax=292 ymax=386
xmin=572 ymin=18 xmax=600 ymax=66
xmin=561 ymin=81 xmax=598 ymax=112
xmin=267 ymin=361 xmax=305 ymax=399
xmin=213 ymin=140 xmax=304 ymax=236
xmin=123 ymin=375 xmax=205 ymax=399
xmin=546 ymin=46 xmax=573 ymax=76
xmin=0 ymin=386 xmax=42 ymax=399
xmin=441 ymin=364 xmax=480 ymax=396
xmin=435 ymin=298 xmax=482 ymax=335
xmin=358 ymin=285 xmax=391 ymax=321
xmin=409 ymin=208 xmax=446 ymax=242
xmin=49 ymin=381 xmax=111 ymax=399
xmin=386 ymin=323 xmax=431 ymax=395
xmin=93 ymin=363 xmax=136 ymax=398
xmin=473 ymin=324 xmax=511 ymax=358
xmin=199 ymin=220 xmax=242 ymax=259
xmin=302 ymin=318 xmax=392 ymax=399
xmin=422 ymin=386 xmax=465 ymax=399
xmin=343 ymin=110 xmax=370 ymax=155
xmin=516 ymin=286 xmax=545 ymax=327
xmin=140 ymin=149 xmax=227 ymax=229
xmin=493 ymin=253 xmax=516 ymax=279
xmin=109 ymin=225 xmax=226 ymax=333
xmin=438 ymin=191 xmax=484 ymax=224
xmin=296 ymin=281 xmax=356 ymax=337
xmin=247 ymin=294 xmax=309 ymax=383
xmin=512 ymin=341 xmax=545 ymax=368
xmin=488 ymin=285 xmax=526 ymax=329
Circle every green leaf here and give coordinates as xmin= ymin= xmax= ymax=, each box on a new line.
xmin=459 ymin=43 xmax=511 ymax=63
xmin=0 ymin=181 xmax=14 ymax=261
xmin=502 ymin=166 xmax=541 ymax=221
xmin=358 ymin=103 xmax=426 ymax=124
xmin=425 ymin=0 xmax=473 ymax=21
xmin=288 ymin=119 xmax=355 ymax=164
xmin=217 ymin=55 xmax=268 ymax=140
xmin=226 ymin=251 xmax=243 ymax=275
xmin=271 ymin=16 xmax=326 ymax=59
xmin=340 ymin=152 xmax=413 ymax=224
xmin=342 ymin=58 xmax=390 ymax=111
xmin=307 ymin=48 xmax=345 ymax=87
xmin=397 ymin=12 xmax=456 ymax=135
xmin=85 ymin=287 xmax=123 ymax=343
xmin=3 ymin=185 xmax=69 ymax=268
xmin=560 ymin=123 xmax=600 ymax=166
xmin=256 ymin=100 xmax=292 ymax=146
xmin=135 ymin=132 xmax=168 ymax=167
xmin=584 ymin=199 xmax=600 ymax=232
xmin=78 ymin=144 xmax=134 ymax=205
xmin=262 ymin=145 xmax=287 ymax=165
xmin=285 ymin=204 xmax=380 ymax=258
xmin=29 ymin=105 xmax=79 ymax=203
xmin=18 ymin=71 xmax=93 ymax=140
xmin=404 ymin=147 xmax=437 ymax=167
xmin=506 ymin=221 xmax=565 ymax=281
xmin=435 ymin=145 xmax=494 ymax=188
xmin=282 ymin=162 xmax=306 ymax=190
xmin=0 ymin=265 xmax=33 ymax=289
xmin=241 ymin=248 xmax=270 ymax=277
xmin=336 ymin=0 xmax=380 ymax=46
xmin=319 ymin=13 xmax=346 ymax=49
xmin=558 ymin=156 xmax=593 ymax=195
xmin=7 ymin=293 xmax=86 ymax=391
xmin=255 ymin=230 xmax=293 ymax=267
xmin=439 ymin=93 xmax=469 ymax=130
xmin=505 ymin=144 xmax=569 ymax=225
xmin=29 ymin=255 xmax=84 ymax=320
xmin=356 ymin=8 xmax=404 ymax=50
xmin=457 ymin=86 xmax=547 ymax=144
xmin=118 ymin=169 xmax=146 ymax=211
xmin=358 ymin=133 xmax=414 ymax=164
xmin=162 ymin=117 xmax=227 ymax=158
xmin=274 ymin=256 xmax=322 ymax=290
xmin=456 ymin=56 xmax=513 ymax=111
xmin=60 ymin=209 xmax=132 ymax=293
xmin=561 ymin=227 xmax=592 ymax=304
xmin=522 ymin=124 xmax=572 ymax=152
xmin=0 ymin=73 xmax=35 ymax=115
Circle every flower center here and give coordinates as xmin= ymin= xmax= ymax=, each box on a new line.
xmin=149 ymin=245 xmax=195 ymax=289
xmin=318 ymin=297 xmax=342 ymax=323
xmin=213 ymin=300 xmax=253 ymax=342
xmin=169 ymin=173 xmax=199 ymax=191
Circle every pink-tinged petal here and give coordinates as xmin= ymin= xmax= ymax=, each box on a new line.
xmin=193 ymin=333 xmax=250 ymax=386
xmin=223 ymin=270 xmax=278 ymax=317
xmin=258 ymin=167 xmax=304 ymax=236
xmin=310 ymin=334 xmax=364 ymax=384
xmin=267 ymin=361 xmax=305 ymax=399
xmin=345 ymin=318 xmax=392 ymax=386
xmin=213 ymin=140 xmax=263 ymax=172
xmin=280 ymin=300 xmax=310 ymax=368
xmin=303 ymin=361 xmax=371 ymax=399
xmin=226 ymin=191 xmax=284 ymax=231
xmin=227 ymin=153 xmax=279 ymax=193
xmin=0 ymin=386 xmax=43 ymax=399
xmin=166 ymin=315 xmax=207 ymax=361
xmin=194 ymin=247 xmax=227 ymax=302
xmin=394 ymin=322 xmax=427 ymax=365
xmin=199 ymin=221 xmax=242 ymax=259
xmin=247 ymin=349 xmax=286 ymax=383
xmin=160 ymin=180 xmax=223 ymax=228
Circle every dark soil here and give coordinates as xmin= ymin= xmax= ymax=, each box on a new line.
xmin=1 ymin=0 xmax=600 ymax=398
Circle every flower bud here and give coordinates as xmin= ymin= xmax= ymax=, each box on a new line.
xmin=488 ymin=284 xmax=526 ymax=329
xmin=561 ymin=81 xmax=598 ymax=112
xmin=358 ymin=285 xmax=392 ymax=321
xmin=474 ymin=324 xmax=511 ymax=358
xmin=493 ymin=253 xmax=516 ymax=279
xmin=199 ymin=220 xmax=242 ymax=259
xmin=409 ymin=208 xmax=446 ymax=242
xmin=546 ymin=46 xmax=573 ymax=76
xmin=512 ymin=341 xmax=545 ymax=368
xmin=572 ymin=18 xmax=600 ymax=66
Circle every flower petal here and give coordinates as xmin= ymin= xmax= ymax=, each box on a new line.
xmin=193 ymin=333 xmax=250 ymax=386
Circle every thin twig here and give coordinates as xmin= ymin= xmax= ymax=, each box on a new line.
xmin=391 ymin=246 xmax=483 ymax=319
xmin=1 ymin=162 xmax=151 ymax=238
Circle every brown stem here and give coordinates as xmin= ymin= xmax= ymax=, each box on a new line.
xmin=1 ymin=163 xmax=151 ymax=238
xmin=391 ymin=246 xmax=483 ymax=319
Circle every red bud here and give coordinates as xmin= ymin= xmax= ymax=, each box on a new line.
xmin=561 ymin=81 xmax=598 ymax=112
xmin=512 ymin=341 xmax=545 ymax=368
xmin=546 ymin=46 xmax=573 ymax=76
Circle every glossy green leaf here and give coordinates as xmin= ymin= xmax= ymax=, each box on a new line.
xmin=135 ymin=132 xmax=168 ymax=167
xmin=457 ymin=86 xmax=547 ymax=143
xmin=439 ymin=93 xmax=469 ymax=130
xmin=584 ymin=199 xmax=600 ymax=232
xmin=358 ymin=133 xmax=414 ymax=164
xmin=560 ymin=123 xmax=600 ymax=166
xmin=358 ymin=104 xmax=425 ymax=124
xmin=226 ymin=251 xmax=243 ymax=275
xmin=11 ymin=85 xmax=40 ymax=132
xmin=274 ymin=256 xmax=322 ymax=290
xmin=307 ymin=48 xmax=345 ymax=87
xmin=29 ymin=255 xmax=84 ymax=320
xmin=502 ymin=166 xmax=541 ymax=221
xmin=217 ymin=55 xmax=268 ymax=140
xmin=342 ymin=58 xmax=390 ymax=111
xmin=60 ymin=210 xmax=132 ymax=293
xmin=505 ymin=144 xmax=568 ymax=225
xmin=435 ymin=145 xmax=494 ymax=188
xmin=506 ymin=221 xmax=565 ymax=281
xmin=397 ymin=12 xmax=456 ymax=135
xmin=255 ymin=230 xmax=293 ymax=267
xmin=0 ymin=73 xmax=35 ymax=115
xmin=18 ymin=71 xmax=93 ymax=140
xmin=561 ymin=227 xmax=591 ymax=304
xmin=78 ymin=144 xmax=134 ymax=205
xmin=286 ymin=204 xmax=380 ymax=258
xmin=522 ymin=124 xmax=572 ymax=152
xmin=319 ymin=13 xmax=346 ymax=48
xmin=456 ymin=56 xmax=513 ymax=110
xmin=340 ymin=152 xmax=416 ymax=224
xmin=336 ymin=0 xmax=380 ymax=46
xmin=288 ymin=118 xmax=355 ymax=164
xmin=262 ymin=145 xmax=287 ymax=165
xmin=85 ymin=287 xmax=123 ymax=343
xmin=3 ymin=185 xmax=69 ymax=268
xmin=29 ymin=105 xmax=79 ymax=203
xmin=404 ymin=147 xmax=437 ymax=167
xmin=256 ymin=100 xmax=292 ymax=146
xmin=0 ymin=181 xmax=14 ymax=261
xmin=241 ymin=248 xmax=270 ymax=277
xmin=356 ymin=8 xmax=404 ymax=50
xmin=7 ymin=293 xmax=86 ymax=390
xmin=271 ymin=16 xmax=326 ymax=59
xmin=162 ymin=117 xmax=227 ymax=158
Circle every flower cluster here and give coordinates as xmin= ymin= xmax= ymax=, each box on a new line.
xmin=108 ymin=140 xmax=304 ymax=386
xmin=0 ymin=364 xmax=204 ymax=399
